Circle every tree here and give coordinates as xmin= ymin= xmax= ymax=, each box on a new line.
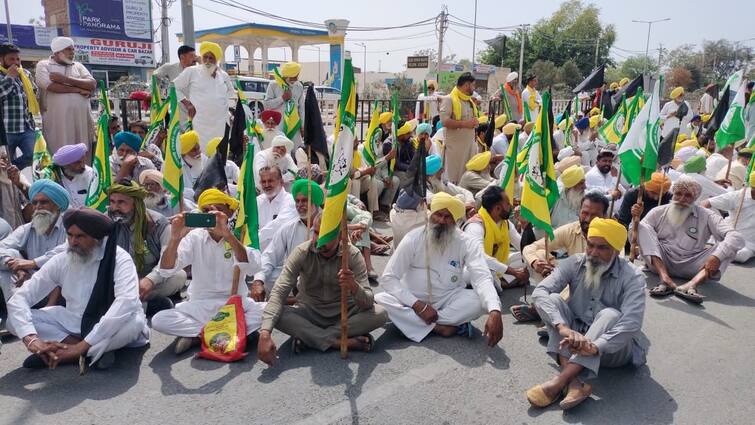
xmin=667 ymin=67 xmax=693 ymax=90
xmin=666 ymin=44 xmax=705 ymax=90
xmin=702 ymin=39 xmax=753 ymax=82
xmin=530 ymin=60 xmax=560 ymax=89
xmin=479 ymin=0 xmax=616 ymax=78
xmin=559 ymin=60 xmax=583 ymax=88
xmin=620 ymin=55 xmax=658 ymax=79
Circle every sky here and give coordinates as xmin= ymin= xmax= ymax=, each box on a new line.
xmin=4 ymin=0 xmax=755 ymax=73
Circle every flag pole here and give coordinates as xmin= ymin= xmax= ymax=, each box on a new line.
xmin=307 ymin=145 xmax=313 ymax=232
xmin=629 ymin=163 xmax=646 ymax=262
xmin=339 ymin=205 xmax=350 ymax=359
xmin=725 ymin=154 xmax=733 ymax=181
xmin=733 ymin=186 xmax=748 ymax=229
xmin=657 ymin=167 xmax=667 ymax=208
xmin=422 ymin=199 xmax=433 ymax=306
xmin=608 ymin=164 xmax=622 ymax=217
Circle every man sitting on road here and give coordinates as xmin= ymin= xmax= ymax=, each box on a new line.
xmin=110 ymin=131 xmax=156 ymax=182
xmin=151 ymin=189 xmax=265 ymax=355
xmin=6 ymin=208 xmax=150 ymax=372
xmin=257 ymin=214 xmax=387 ymax=362
xmin=526 ymin=218 xmax=648 ymax=410
xmin=640 ymin=175 xmax=744 ymax=303
xmin=551 ymin=165 xmax=586 ymax=230
xmin=376 ymin=192 xmax=503 ymax=344
xmin=256 ymin=166 xmax=297 ymax=251
xmin=703 ymin=171 xmax=755 ymax=264
xmin=51 ymin=143 xmax=95 ymax=208
xmin=459 ymin=151 xmax=495 ymax=197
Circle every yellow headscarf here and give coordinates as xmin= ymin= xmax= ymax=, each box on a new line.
xmin=206 ymin=136 xmax=224 ymax=156
xmin=466 ymin=151 xmax=491 ymax=171
xmin=587 ymin=218 xmax=627 ymax=251
xmin=430 ymin=192 xmax=465 ymax=221
xmin=670 ymin=87 xmax=684 ymax=99
xmin=281 ymin=62 xmax=301 ymax=78
xmin=449 ymin=86 xmax=478 ymax=120
xmin=199 ymin=41 xmax=222 ymax=62
xmin=494 ymin=114 xmax=508 ymax=129
xmin=197 ymin=188 xmax=239 ymax=211
xmin=560 ymin=165 xmax=585 ymax=188
xmin=396 ymin=122 xmax=412 ymax=137
xmin=379 ymin=112 xmax=393 ymax=124
xmin=180 ymin=130 xmax=200 ymax=155
xmin=478 ymin=206 xmax=510 ymax=265
xmin=589 ymin=115 xmax=601 ymax=129
xmin=0 ymin=65 xmax=39 ymax=115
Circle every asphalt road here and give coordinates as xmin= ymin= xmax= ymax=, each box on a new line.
xmin=1 ymin=224 xmax=754 ymax=425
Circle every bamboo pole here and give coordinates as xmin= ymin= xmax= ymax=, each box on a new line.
xmin=725 ymin=154 xmax=733 ymax=181
xmin=608 ymin=164 xmax=622 ymax=217
xmin=629 ymin=174 xmax=646 ymax=262
xmin=423 ymin=200 xmax=433 ymax=305
xmin=339 ymin=211 xmax=350 ymax=359
xmin=733 ymin=186 xmax=748 ymax=229
xmin=230 ymin=265 xmax=241 ymax=296
xmin=657 ymin=167 xmax=667 ymax=208
xmin=307 ymin=145 xmax=313 ymax=232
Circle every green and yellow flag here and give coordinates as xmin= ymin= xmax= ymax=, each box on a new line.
xmin=273 ymin=67 xmax=302 ymax=140
xmin=31 ymin=129 xmax=54 ymax=181
xmin=236 ymin=83 xmax=264 ymax=154
xmin=598 ymin=94 xmax=627 ymax=144
xmin=143 ymin=75 xmax=170 ymax=151
xmin=85 ymin=81 xmax=112 ymax=212
xmin=162 ymin=86 xmax=183 ymax=207
xmin=235 ymin=141 xmax=260 ymax=249
xmin=362 ymin=101 xmax=382 ymax=167
xmin=498 ymin=128 xmax=519 ymax=201
xmin=520 ymin=91 xmax=559 ymax=240
xmin=499 ymin=84 xmax=513 ymax=121
xmin=389 ymin=91 xmax=400 ymax=175
xmin=317 ymin=58 xmax=356 ymax=248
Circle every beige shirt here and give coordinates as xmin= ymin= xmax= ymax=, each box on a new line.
xmin=439 ymin=95 xmax=475 ymax=144
xmin=522 ymin=221 xmax=586 ymax=267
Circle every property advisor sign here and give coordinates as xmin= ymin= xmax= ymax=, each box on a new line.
xmin=68 ymin=0 xmax=153 ymax=42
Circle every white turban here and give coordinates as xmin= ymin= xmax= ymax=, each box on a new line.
xmin=271 ymin=135 xmax=294 ymax=152
xmin=506 ymin=72 xmax=518 ymax=83
xmin=50 ymin=37 xmax=74 ymax=53
xmin=672 ymin=175 xmax=702 ymax=201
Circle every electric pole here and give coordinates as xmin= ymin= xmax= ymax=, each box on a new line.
xmin=471 ymin=0 xmax=478 ymax=70
xmin=657 ymin=43 xmax=664 ymax=68
xmin=160 ymin=0 xmax=171 ymax=64
xmin=594 ymin=35 xmax=600 ymax=68
xmin=181 ymin=0 xmax=195 ymax=48
xmin=3 ymin=0 xmax=12 ymax=42
xmin=436 ymin=6 xmax=448 ymax=83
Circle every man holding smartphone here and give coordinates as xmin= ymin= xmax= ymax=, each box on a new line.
xmin=151 ymin=189 xmax=266 ymax=355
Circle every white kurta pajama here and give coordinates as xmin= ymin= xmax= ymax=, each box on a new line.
xmin=173 ymin=65 xmax=236 ymax=151
xmin=376 ymin=227 xmax=501 ymax=342
xmin=151 ymin=229 xmax=265 ymax=337
xmin=6 ymin=244 xmax=150 ymax=363
xmin=256 ymin=190 xmax=297 ymax=251
xmin=463 ymin=220 xmax=523 ymax=291
xmin=253 ymin=217 xmax=312 ymax=293
xmin=263 ymin=80 xmax=305 ymax=150
xmin=59 ymin=166 xmax=95 ymax=208
xmin=707 ymin=189 xmax=755 ymax=263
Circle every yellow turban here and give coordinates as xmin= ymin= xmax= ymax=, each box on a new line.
xmin=396 ymin=122 xmax=412 ymax=137
xmin=407 ymin=118 xmax=419 ymax=131
xmin=587 ymin=218 xmax=627 ymax=252
xmin=750 ymin=171 xmax=755 ymax=188
xmin=560 ymin=165 xmax=585 ymax=188
xmin=205 ymin=137 xmax=225 ymax=157
xmin=644 ymin=172 xmax=671 ymax=194
xmin=379 ymin=112 xmax=393 ymax=124
xmin=466 ymin=151 xmax=492 ymax=172
xmin=197 ymin=188 xmax=239 ymax=211
xmin=609 ymin=82 xmax=618 ymax=90
xmin=619 ymin=77 xmax=629 ymax=87
xmin=199 ymin=41 xmax=222 ymax=62
xmin=523 ymin=122 xmax=534 ymax=133
xmin=494 ymin=114 xmax=508 ymax=129
xmin=680 ymin=139 xmax=699 ymax=149
xmin=478 ymin=115 xmax=489 ymax=125
xmin=427 ymin=80 xmax=437 ymax=89
xmin=670 ymin=86 xmax=684 ymax=99
xmin=180 ymin=130 xmax=200 ymax=155
xmin=589 ymin=107 xmax=601 ymax=117
xmin=676 ymin=133 xmax=688 ymax=144
xmin=701 ymin=114 xmax=712 ymax=123
xmin=430 ymin=192 xmax=465 ymax=222
xmin=281 ymin=62 xmax=301 ymax=78
xmin=502 ymin=122 xmax=520 ymax=136
xmin=589 ymin=115 xmax=601 ymax=129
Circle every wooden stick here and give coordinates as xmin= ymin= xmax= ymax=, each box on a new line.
xmin=339 ymin=211 xmax=350 ymax=359
xmin=608 ymin=164 xmax=622 ymax=217
xmin=307 ymin=145 xmax=313 ymax=232
xmin=733 ymin=186 xmax=748 ymax=229
xmin=725 ymin=154 xmax=733 ymax=181
xmin=422 ymin=200 xmax=433 ymax=305
xmin=657 ymin=167 xmax=667 ymax=208
xmin=629 ymin=176 xmax=646 ymax=262
xmin=230 ymin=265 xmax=241 ymax=296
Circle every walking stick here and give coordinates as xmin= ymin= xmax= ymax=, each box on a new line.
xmin=629 ymin=174 xmax=646 ymax=262
xmin=422 ymin=200 xmax=433 ymax=305
xmin=657 ymin=167 xmax=667 ymax=208
xmin=339 ymin=211 xmax=350 ymax=359
xmin=608 ymin=164 xmax=622 ymax=217
xmin=733 ymin=187 xmax=748 ymax=229
xmin=307 ymin=145 xmax=313 ymax=232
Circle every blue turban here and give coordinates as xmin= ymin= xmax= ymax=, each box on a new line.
xmin=113 ymin=131 xmax=142 ymax=152
xmin=417 ymin=123 xmax=432 ymax=136
xmin=435 ymin=120 xmax=443 ymax=131
xmin=426 ymin=154 xmax=442 ymax=175
xmin=575 ymin=117 xmax=590 ymax=130
xmin=28 ymin=179 xmax=70 ymax=210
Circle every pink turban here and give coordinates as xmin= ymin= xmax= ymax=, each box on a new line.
xmin=53 ymin=143 xmax=88 ymax=166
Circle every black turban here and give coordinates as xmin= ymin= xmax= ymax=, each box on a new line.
xmin=63 ymin=207 xmax=115 ymax=240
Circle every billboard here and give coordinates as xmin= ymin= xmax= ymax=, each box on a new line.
xmin=73 ymin=37 xmax=155 ymax=68
xmin=0 ymin=25 xmax=61 ymax=49
xmin=407 ymin=56 xmax=430 ymax=69
xmin=68 ymin=0 xmax=152 ymax=42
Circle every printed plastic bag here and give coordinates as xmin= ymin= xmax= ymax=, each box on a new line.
xmin=197 ymin=295 xmax=247 ymax=362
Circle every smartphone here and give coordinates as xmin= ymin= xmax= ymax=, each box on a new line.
xmin=184 ymin=212 xmax=216 ymax=228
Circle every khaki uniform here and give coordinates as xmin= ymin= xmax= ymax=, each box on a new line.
xmin=439 ymin=96 xmax=476 ymax=184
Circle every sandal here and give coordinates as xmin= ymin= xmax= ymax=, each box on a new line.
xmin=361 ymin=334 xmax=374 ymax=352
xmin=649 ymin=283 xmax=674 ymax=298
xmin=500 ymin=278 xmax=527 ymax=290
xmin=559 ymin=383 xmax=593 ymax=410
xmin=510 ymin=304 xmax=540 ymax=322
xmin=526 ymin=385 xmax=564 ymax=408
xmin=674 ymin=287 xmax=704 ymax=304
xmin=292 ymin=337 xmax=305 ymax=354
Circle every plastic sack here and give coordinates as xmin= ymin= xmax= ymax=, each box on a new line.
xmin=197 ymin=295 xmax=247 ymax=362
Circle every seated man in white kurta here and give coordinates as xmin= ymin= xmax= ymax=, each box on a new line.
xmin=6 ymin=208 xmax=149 ymax=372
xmin=375 ymin=192 xmax=503 ymax=344
xmin=150 ymin=189 xmax=266 ymax=355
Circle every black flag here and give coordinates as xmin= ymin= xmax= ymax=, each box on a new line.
xmin=228 ymin=97 xmax=246 ymax=166
xmin=483 ymin=120 xmax=495 ymax=149
xmin=193 ymin=124 xmax=230 ymax=200
xmin=572 ymin=64 xmax=604 ymax=94
xmin=402 ymin=134 xmax=427 ymax=198
xmin=612 ymin=74 xmax=643 ymax=105
xmin=303 ymin=84 xmax=330 ymax=165
xmin=704 ymin=87 xmax=731 ymax=140
xmin=657 ymin=127 xmax=678 ymax=167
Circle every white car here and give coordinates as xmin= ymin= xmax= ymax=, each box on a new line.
xmin=313 ymin=85 xmax=341 ymax=101
xmin=233 ymin=76 xmax=270 ymax=115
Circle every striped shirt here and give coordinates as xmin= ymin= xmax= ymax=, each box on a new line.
xmin=0 ymin=69 xmax=36 ymax=133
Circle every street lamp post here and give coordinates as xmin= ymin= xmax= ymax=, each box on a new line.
xmin=632 ymin=18 xmax=671 ymax=73
xmin=356 ymin=42 xmax=367 ymax=96
xmin=315 ymin=45 xmax=321 ymax=85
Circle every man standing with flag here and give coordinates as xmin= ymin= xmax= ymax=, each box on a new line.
xmin=264 ymin=62 xmax=305 ymax=150
xmin=661 ymin=87 xmax=694 ymax=139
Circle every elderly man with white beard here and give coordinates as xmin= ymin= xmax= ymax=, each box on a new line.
xmin=138 ymin=169 xmax=196 ymax=217
xmin=175 ymin=130 xmax=206 ymax=201
xmin=375 ymin=192 xmax=503 ymax=344
xmin=51 ymin=143 xmax=95 ymax=208
xmin=110 ymin=131 xmax=156 ymax=183
xmin=526 ymin=218 xmax=648 ymax=410
xmin=256 ymin=166 xmax=297 ymax=251
xmin=552 ymin=165 xmax=587 ymax=229
xmin=0 ymin=180 xmax=69 ymax=303
xmin=250 ymin=179 xmax=323 ymax=300
xmin=254 ymin=135 xmax=298 ymax=190
xmin=6 ymin=208 xmax=149 ymax=372
xmin=639 ymin=175 xmax=744 ymax=304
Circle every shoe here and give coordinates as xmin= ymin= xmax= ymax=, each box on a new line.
xmin=559 ymin=383 xmax=592 ymax=410
xmin=174 ymin=337 xmax=197 ymax=355
xmin=22 ymin=354 xmax=47 ymax=369
xmin=456 ymin=322 xmax=473 ymax=338
xmin=146 ymin=296 xmax=174 ymax=317
xmin=536 ymin=326 xmax=549 ymax=338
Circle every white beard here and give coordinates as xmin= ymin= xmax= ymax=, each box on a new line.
xmin=565 ymin=187 xmax=584 ymax=211
xmin=584 ymin=256 xmax=611 ymax=291
xmin=67 ymin=245 xmax=96 ymax=266
xmin=203 ymin=63 xmax=217 ymax=76
xmin=184 ymin=154 xmax=203 ymax=169
xmin=667 ymin=202 xmax=692 ymax=227
xmin=144 ymin=192 xmax=165 ymax=209
xmin=426 ymin=222 xmax=455 ymax=256
xmin=31 ymin=210 xmax=57 ymax=235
